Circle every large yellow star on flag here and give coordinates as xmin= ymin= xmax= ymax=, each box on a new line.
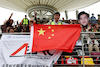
xmin=37 ymin=28 xmax=46 ymax=35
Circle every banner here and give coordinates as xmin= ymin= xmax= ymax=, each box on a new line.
xmin=0 ymin=35 xmax=62 ymax=67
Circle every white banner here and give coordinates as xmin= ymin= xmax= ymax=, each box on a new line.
xmin=0 ymin=35 xmax=62 ymax=67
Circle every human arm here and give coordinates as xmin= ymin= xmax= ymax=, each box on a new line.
xmin=34 ymin=12 xmax=37 ymax=24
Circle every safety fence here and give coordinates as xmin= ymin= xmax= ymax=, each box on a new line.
xmin=54 ymin=32 xmax=100 ymax=67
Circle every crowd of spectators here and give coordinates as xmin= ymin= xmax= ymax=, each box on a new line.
xmin=1 ymin=11 xmax=100 ymax=65
xmin=1 ymin=11 xmax=100 ymax=61
xmin=0 ymin=12 xmax=50 ymax=33
xmin=1 ymin=13 xmax=30 ymax=33
xmin=1 ymin=12 xmax=100 ymax=34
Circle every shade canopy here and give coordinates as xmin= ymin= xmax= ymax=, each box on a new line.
xmin=0 ymin=0 xmax=99 ymax=19
xmin=0 ymin=0 xmax=99 ymax=12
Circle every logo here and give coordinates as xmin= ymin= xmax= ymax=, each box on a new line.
xmin=10 ymin=43 xmax=54 ymax=57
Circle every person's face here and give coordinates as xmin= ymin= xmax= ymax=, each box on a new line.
xmin=25 ymin=15 xmax=27 ymax=18
xmin=18 ymin=25 xmax=20 ymax=27
xmin=9 ymin=29 xmax=14 ymax=33
xmin=62 ymin=18 xmax=64 ymax=20
xmin=92 ymin=26 xmax=96 ymax=29
xmin=79 ymin=14 xmax=88 ymax=26
xmin=83 ymin=27 xmax=87 ymax=30
xmin=29 ymin=22 xmax=33 ymax=26
xmin=96 ymin=24 xmax=99 ymax=28
xmin=54 ymin=14 xmax=60 ymax=20
xmin=10 ymin=20 xmax=13 ymax=24
xmin=21 ymin=29 xmax=24 ymax=32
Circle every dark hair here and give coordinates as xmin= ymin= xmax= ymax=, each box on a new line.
xmin=25 ymin=15 xmax=27 ymax=17
xmin=89 ymin=29 xmax=92 ymax=31
xmin=54 ymin=12 xmax=60 ymax=16
xmin=30 ymin=21 xmax=33 ymax=23
xmin=92 ymin=13 xmax=94 ymax=15
xmin=8 ymin=28 xmax=14 ymax=33
xmin=92 ymin=24 xmax=95 ymax=26
xmin=78 ymin=11 xmax=89 ymax=20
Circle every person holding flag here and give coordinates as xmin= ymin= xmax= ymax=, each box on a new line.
xmin=31 ymin=12 xmax=81 ymax=65
xmin=47 ymin=12 xmax=67 ymax=25
xmin=8 ymin=12 xmax=81 ymax=67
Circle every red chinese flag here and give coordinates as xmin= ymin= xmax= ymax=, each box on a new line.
xmin=32 ymin=24 xmax=81 ymax=53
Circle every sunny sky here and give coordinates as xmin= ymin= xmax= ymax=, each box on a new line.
xmin=0 ymin=1 xmax=100 ymax=25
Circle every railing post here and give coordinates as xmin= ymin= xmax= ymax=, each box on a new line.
xmin=81 ymin=34 xmax=85 ymax=67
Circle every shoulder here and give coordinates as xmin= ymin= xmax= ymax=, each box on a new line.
xmin=46 ymin=22 xmax=50 ymax=25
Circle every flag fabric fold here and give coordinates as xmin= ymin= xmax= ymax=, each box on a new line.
xmin=32 ymin=24 xmax=81 ymax=52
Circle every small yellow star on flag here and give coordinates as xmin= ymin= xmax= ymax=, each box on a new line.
xmin=52 ymin=29 xmax=54 ymax=32
xmin=52 ymin=34 xmax=54 ymax=36
xmin=37 ymin=28 xmax=46 ymax=35
xmin=48 ymin=26 xmax=51 ymax=29
xmin=48 ymin=37 xmax=51 ymax=39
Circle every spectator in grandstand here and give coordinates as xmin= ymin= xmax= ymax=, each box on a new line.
xmin=78 ymin=11 xmax=91 ymax=34
xmin=3 ymin=13 xmax=14 ymax=33
xmin=9 ymin=28 xmax=14 ymax=33
xmin=78 ymin=11 xmax=89 ymax=27
xmin=78 ymin=11 xmax=94 ymax=55
xmin=14 ymin=27 xmax=18 ymax=32
xmin=88 ymin=29 xmax=99 ymax=54
xmin=22 ymin=15 xmax=29 ymax=28
xmin=34 ymin=12 xmax=41 ymax=24
xmin=23 ymin=27 xmax=27 ymax=32
xmin=26 ymin=26 xmax=29 ymax=32
xmin=14 ymin=25 xmax=18 ymax=32
xmin=69 ymin=19 xmax=73 ymax=24
xmin=6 ymin=27 xmax=10 ymax=33
xmin=47 ymin=12 xmax=67 ymax=64
xmin=29 ymin=20 xmax=34 ymax=26
xmin=23 ymin=26 xmax=29 ymax=32
xmin=21 ymin=28 xmax=24 ymax=32
xmin=75 ymin=36 xmax=85 ymax=56
xmin=76 ymin=20 xmax=79 ymax=24
xmin=86 ymin=24 xmax=100 ymax=54
xmin=1 ymin=25 xmax=4 ymax=32
xmin=62 ymin=17 xmax=64 ymax=20
xmin=95 ymin=23 xmax=100 ymax=31
xmin=72 ymin=20 xmax=77 ymax=24
xmin=47 ymin=12 xmax=66 ymax=25
xmin=34 ymin=12 xmax=67 ymax=63
xmin=42 ymin=18 xmax=47 ymax=24
xmin=90 ymin=13 xmax=97 ymax=24
xmin=17 ymin=24 xmax=22 ymax=32
xmin=29 ymin=20 xmax=35 ymax=32
xmin=91 ymin=24 xmax=98 ymax=32
xmin=6 ymin=27 xmax=14 ymax=33
xmin=37 ymin=18 xmax=41 ymax=24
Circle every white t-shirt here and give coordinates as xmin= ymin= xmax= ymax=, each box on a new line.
xmin=75 ymin=40 xmax=84 ymax=46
